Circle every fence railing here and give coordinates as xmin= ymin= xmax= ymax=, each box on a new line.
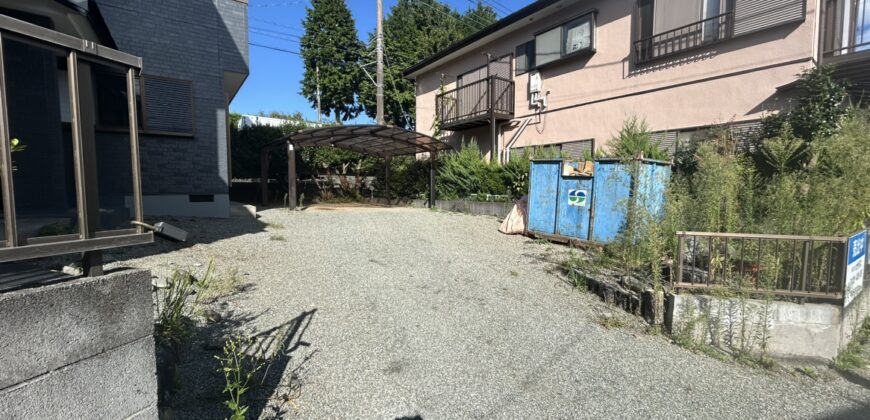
xmin=435 ymin=76 xmax=514 ymax=127
xmin=635 ymin=12 xmax=734 ymax=64
xmin=674 ymin=231 xmax=851 ymax=300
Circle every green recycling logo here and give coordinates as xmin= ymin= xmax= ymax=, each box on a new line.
xmin=568 ymin=189 xmax=587 ymax=207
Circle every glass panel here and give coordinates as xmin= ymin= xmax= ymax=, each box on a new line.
xmin=563 ymin=16 xmax=592 ymax=54
xmin=638 ymin=0 xmax=655 ymax=39
xmin=3 ymin=38 xmax=79 ymax=241
xmin=535 ymin=27 xmax=561 ymax=66
xmin=857 ymin=0 xmax=870 ymax=51
xmin=654 ymin=0 xmax=702 ymax=34
xmin=90 ymin=61 xmax=136 ymax=232
xmin=515 ymin=43 xmax=528 ymax=74
xmin=703 ymin=0 xmax=723 ymax=42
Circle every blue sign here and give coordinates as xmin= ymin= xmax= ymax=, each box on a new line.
xmin=848 ymin=230 xmax=867 ymax=265
xmin=845 ymin=230 xmax=867 ymax=307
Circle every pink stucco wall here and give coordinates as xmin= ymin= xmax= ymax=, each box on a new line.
xmin=412 ymin=0 xmax=820 ymax=159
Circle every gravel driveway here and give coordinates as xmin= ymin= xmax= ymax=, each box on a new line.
xmin=107 ymin=205 xmax=870 ymax=419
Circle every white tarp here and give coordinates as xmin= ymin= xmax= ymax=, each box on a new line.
xmin=499 ymin=196 xmax=528 ymax=235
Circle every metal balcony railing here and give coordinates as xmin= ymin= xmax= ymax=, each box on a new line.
xmin=635 ymin=12 xmax=734 ymax=64
xmin=435 ymin=76 xmax=514 ymax=129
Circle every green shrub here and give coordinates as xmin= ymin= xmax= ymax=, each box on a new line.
xmin=606 ymin=116 xmax=668 ymax=161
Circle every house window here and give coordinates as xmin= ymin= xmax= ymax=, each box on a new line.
xmin=535 ymin=26 xmax=562 ymax=66
xmin=564 ymin=16 xmax=593 ymax=55
xmin=515 ymin=40 xmax=535 ymax=75
xmin=532 ymin=11 xmax=597 ymax=69
xmin=639 ymin=0 xmax=731 ymax=39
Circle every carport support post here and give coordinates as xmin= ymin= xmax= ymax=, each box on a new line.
xmin=429 ymin=151 xmax=437 ymax=208
xmin=384 ymin=157 xmax=391 ymax=206
xmin=287 ymin=141 xmax=297 ymax=210
xmin=260 ymin=148 xmax=269 ymax=205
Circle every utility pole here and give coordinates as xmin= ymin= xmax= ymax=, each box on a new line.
xmin=375 ymin=0 xmax=385 ymax=125
xmin=315 ymin=63 xmax=322 ymax=125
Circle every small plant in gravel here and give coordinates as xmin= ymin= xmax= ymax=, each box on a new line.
xmin=155 ymin=261 xmax=215 ymax=346
xmin=216 ymin=336 xmax=264 ymax=420
xmin=269 ymin=234 xmax=287 ymax=242
xmin=833 ymin=317 xmax=870 ymax=372
xmin=266 ymin=221 xmax=285 ymax=229
xmin=795 ymin=366 xmax=820 ymax=380
xmin=199 ymin=267 xmax=244 ymax=305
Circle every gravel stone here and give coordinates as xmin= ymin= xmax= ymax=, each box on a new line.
xmin=107 ymin=206 xmax=870 ymax=419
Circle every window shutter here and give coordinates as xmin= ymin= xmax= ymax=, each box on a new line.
xmin=733 ymin=0 xmax=805 ymax=36
xmin=652 ymin=131 xmax=678 ymax=156
xmin=143 ymin=76 xmax=194 ymax=134
xmin=731 ymin=120 xmax=761 ymax=152
xmin=561 ymin=140 xmax=594 ymax=159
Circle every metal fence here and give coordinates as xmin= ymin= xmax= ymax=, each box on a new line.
xmin=674 ymin=231 xmax=852 ymax=300
xmin=635 ymin=12 xmax=734 ymax=64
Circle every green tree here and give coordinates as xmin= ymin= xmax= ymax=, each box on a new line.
xmin=359 ymin=0 xmax=497 ymax=128
xmin=300 ymin=0 xmax=364 ymax=122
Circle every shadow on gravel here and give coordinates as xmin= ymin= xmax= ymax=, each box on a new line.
xmin=838 ymin=369 xmax=870 ymax=392
xmin=162 ymin=309 xmax=317 ymax=419
xmin=107 ymin=215 xmax=268 ymax=262
xmin=250 ymin=309 xmax=318 ymax=418
xmin=821 ymin=400 xmax=870 ymax=419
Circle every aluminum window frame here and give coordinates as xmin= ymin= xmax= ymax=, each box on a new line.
xmin=0 ymin=14 xmax=151 ymax=264
xmin=532 ymin=9 xmax=598 ymax=70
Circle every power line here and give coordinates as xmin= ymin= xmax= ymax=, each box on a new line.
xmin=466 ymin=0 xmax=508 ymax=18
xmin=415 ymin=0 xmax=481 ymax=33
xmin=250 ymin=26 xmax=302 ymax=38
xmin=249 ymin=1 xmax=306 ymax=8
xmin=250 ymin=31 xmax=301 ymax=44
xmin=483 ymin=0 xmax=513 ymax=16
xmin=249 ymin=16 xmax=304 ymax=32
xmin=249 ymin=42 xmax=301 ymax=55
xmin=250 ymin=27 xmax=302 ymax=42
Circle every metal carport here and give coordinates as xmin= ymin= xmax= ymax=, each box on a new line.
xmin=259 ymin=125 xmax=451 ymax=209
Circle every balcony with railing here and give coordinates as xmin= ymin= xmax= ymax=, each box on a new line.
xmin=435 ymin=76 xmax=514 ymax=131
xmin=635 ymin=11 xmax=734 ymax=64
xmin=822 ymin=0 xmax=870 ymax=62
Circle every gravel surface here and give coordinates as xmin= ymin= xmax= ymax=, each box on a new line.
xmin=106 ymin=205 xmax=870 ymax=419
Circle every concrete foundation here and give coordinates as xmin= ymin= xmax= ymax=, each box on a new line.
xmin=668 ymin=282 xmax=870 ymax=361
xmin=410 ymin=198 xmax=513 ymax=218
xmin=0 ymin=269 xmax=157 ymax=419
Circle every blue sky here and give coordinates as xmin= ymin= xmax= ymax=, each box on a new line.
xmin=232 ymin=0 xmax=533 ymax=123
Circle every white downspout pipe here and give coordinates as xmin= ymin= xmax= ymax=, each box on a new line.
xmin=504 ymin=117 xmax=532 ymax=162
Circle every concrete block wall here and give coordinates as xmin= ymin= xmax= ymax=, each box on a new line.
xmin=669 ymin=285 xmax=870 ymax=361
xmin=0 ymin=270 xmax=157 ymax=419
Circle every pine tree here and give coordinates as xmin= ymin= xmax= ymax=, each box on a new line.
xmin=300 ymin=0 xmax=364 ymax=123
xmin=358 ymin=0 xmax=498 ymax=129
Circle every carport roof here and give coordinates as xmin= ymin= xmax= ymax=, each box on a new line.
xmin=263 ymin=125 xmax=452 ymax=158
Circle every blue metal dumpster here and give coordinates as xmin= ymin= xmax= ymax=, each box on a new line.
xmin=527 ymin=158 xmax=671 ymax=244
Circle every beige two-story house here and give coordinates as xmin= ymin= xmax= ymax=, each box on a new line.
xmin=404 ymin=0 xmax=869 ymax=162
